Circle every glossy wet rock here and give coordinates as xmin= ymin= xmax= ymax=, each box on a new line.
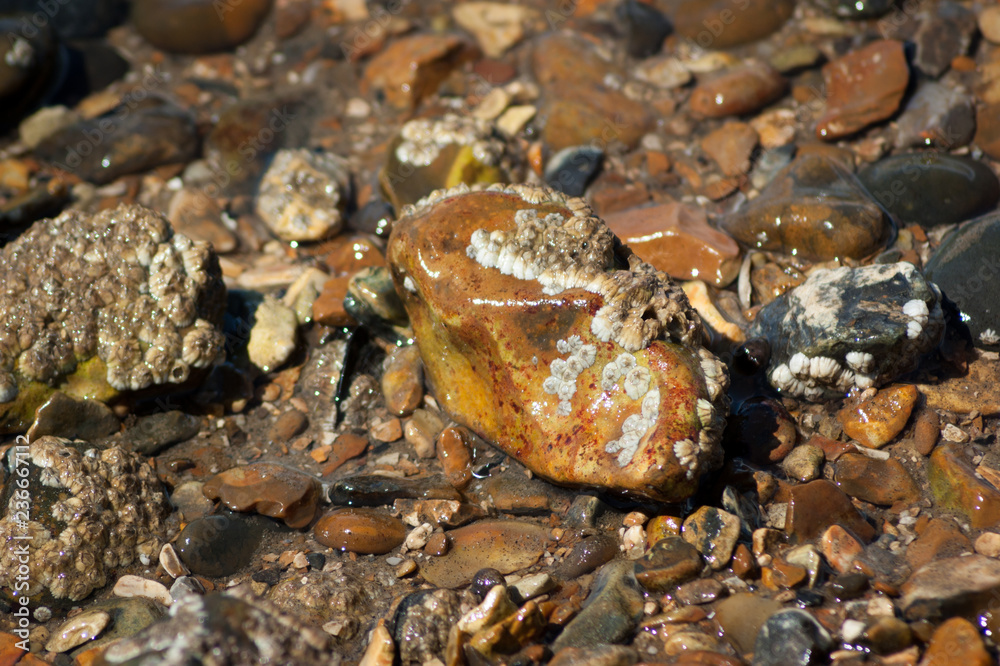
xmin=380 ymin=114 xmax=508 ymax=211
xmin=859 ymin=154 xmax=999 ymax=229
xmin=539 ymin=81 xmax=652 ymax=152
xmin=553 ymin=561 xmax=644 ymax=651
xmin=132 ymin=0 xmax=273 ymax=54
xmin=605 ymin=203 xmax=741 ymax=288
xmin=900 ymin=553 xmax=1000 ymax=620
xmin=688 ymin=62 xmax=787 ymax=119
xmin=418 ymin=519 xmax=549 ymax=588
xmin=314 ymin=507 xmax=406 ymax=554
xmin=176 ymin=513 xmax=266 ymax=577
xmin=720 ymin=155 xmax=892 ymax=262
xmin=361 ymin=33 xmax=477 ymax=110
xmin=747 ymin=262 xmax=943 ymax=400
xmin=634 ymin=536 xmax=702 ymax=592
xmin=833 ymin=453 xmax=920 ymax=506
xmin=393 ymin=588 xmax=475 ymax=663
xmin=785 ymin=479 xmax=875 ymax=543
xmin=817 ymin=40 xmax=909 ymax=141
xmin=920 ymin=617 xmax=992 ymax=666
xmin=203 ymin=462 xmax=321 ymax=529
xmin=247 ymin=295 xmax=298 ymax=372
xmin=713 ymin=593 xmax=783 ymax=655
xmin=558 ymin=534 xmax=619 ymax=578
xmin=682 ymin=506 xmax=740 ymax=571
xmin=928 ymin=442 xmax=1000 ymax=529
xmin=0 ymin=437 xmax=172 ymax=604
xmin=35 ymin=100 xmax=199 ymax=185
xmin=0 ymin=205 xmax=224 ymax=430
xmin=326 ymin=473 xmax=460 ymax=506
xmin=893 ymin=82 xmax=975 ymax=149
xmin=387 ymin=185 xmax=728 ymax=502
xmin=924 ymin=212 xmax=1000 ymax=350
xmin=616 ymin=0 xmax=671 ymax=58
xmin=729 ymin=397 xmax=797 ymax=464
xmin=837 ymin=384 xmax=918 ymax=449
xmin=25 ymin=390 xmax=119 ymax=442
xmin=670 ymin=0 xmax=796 ymax=49
xmin=256 ymin=148 xmax=351 ymax=242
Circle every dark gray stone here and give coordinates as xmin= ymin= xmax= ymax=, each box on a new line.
xmin=26 ymin=391 xmax=119 ymax=442
xmin=894 ymin=82 xmax=975 ymax=150
xmin=176 ymin=512 xmax=267 ymax=577
xmin=912 ymin=1 xmax=977 ymax=78
xmin=821 ymin=0 xmax=895 ymax=19
xmin=545 ymin=146 xmax=603 ymax=198
xmin=616 ymin=0 xmax=672 ymax=58
xmin=753 ymin=609 xmax=833 ymax=666
xmin=118 ymin=411 xmax=203 ymax=455
xmin=552 ymin=560 xmax=644 ymax=651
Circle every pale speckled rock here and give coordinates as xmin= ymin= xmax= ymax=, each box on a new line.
xmin=247 ymin=295 xmax=298 ymax=372
xmin=746 ymin=263 xmax=944 ymax=400
xmin=387 ymin=184 xmax=729 ymax=502
xmin=256 ymin=149 xmax=351 ymax=242
xmin=45 ymin=609 xmax=111 ymax=653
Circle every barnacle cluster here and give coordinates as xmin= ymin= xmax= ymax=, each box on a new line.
xmin=0 ymin=437 xmax=173 ymax=603
xmin=0 ymin=203 xmax=226 ymax=426
xmin=395 ymin=114 xmax=505 ymax=168
xmin=256 ymin=148 xmax=352 ymax=242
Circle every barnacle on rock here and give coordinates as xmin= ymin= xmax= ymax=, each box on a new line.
xmin=0 ymin=437 xmax=174 ymax=605
xmin=0 ymin=203 xmax=226 ymax=432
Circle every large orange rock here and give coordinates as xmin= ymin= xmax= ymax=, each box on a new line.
xmin=387 ymin=184 xmax=729 ymax=502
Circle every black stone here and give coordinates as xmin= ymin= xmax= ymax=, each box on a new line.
xmin=825 ymin=572 xmax=869 ymax=602
xmin=558 ymin=534 xmax=619 ymax=579
xmin=118 ymin=411 xmax=202 ymax=455
xmin=859 ymin=153 xmax=1000 ymax=229
xmin=544 ymin=146 xmax=603 ymax=198
xmin=305 ymin=552 xmax=326 ymax=570
xmin=469 ymin=568 xmax=506 ymax=599
xmin=251 ymin=568 xmax=282 ymax=586
xmin=753 ymin=609 xmax=833 ymax=666
xmin=616 ymin=0 xmax=671 ymax=58
xmin=176 ymin=512 xmax=267 ymax=577
xmin=326 ymin=473 xmax=461 ymax=506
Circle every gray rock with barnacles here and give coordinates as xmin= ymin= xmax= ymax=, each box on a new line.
xmin=747 ymin=262 xmax=944 ymax=400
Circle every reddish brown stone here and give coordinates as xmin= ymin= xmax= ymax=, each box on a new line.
xmin=314 ymin=507 xmax=407 ymax=554
xmin=312 ymin=276 xmax=354 ymax=327
xmin=605 ymin=203 xmax=742 ymax=287
xmin=0 ymin=632 xmax=26 ymax=666
xmin=700 ymin=122 xmax=759 ymax=177
xmin=437 ymin=425 xmax=474 ymax=489
xmin=361 ymin=34 xmax=478 ymax=109
xmin=821 ymin=524 xmax=863 ymax=574
xmin=817 ymin=40 xmax=910 ymax=141
xmin=806 ymin=434 xmax=854 ymax=461
xmin=381 ymin=345 xmax=424 ymax=417
xmin=838 ymin=384 xmax=919 ymax=449
xmin=672 ymin=0 xmax=795 ymax=49
xmin=320 ymin=431 xmax=369 ymax=476
xmin=689 ymin=63 xmax=787 ymax=118
xmin=833 ymin=453 xmax=921 ymax=507
xmin=531 ymin=33 xmax=620 ymax=88
xmin=928 ymin=443 xmax=1000 ymax=529
xmin=203 ymin=462 xmax=321 ymax=529
xmin=786 ymin=479 xmax=876 ymax=543
xmin=909 ymin=407 xmax=940 ymax=455
xmin=905 ymin=517 xmax=970 ymax=571
xmin=316 ymin=233 xmax=386 ymax=278
xmin=540 ymin=82 xmax=652 ymax=151
xmin=921 ymin=617 xmax=992 ymax=666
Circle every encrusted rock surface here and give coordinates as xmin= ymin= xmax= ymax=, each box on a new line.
xmin=747 ymin=263 xmax=944 ymax=400
xmin=0 ymin=436 xmax=173 ymax=604
xmin=387 ymin=184 xmax=729 ymax=502
xmin=0 ymin=203 xmax=226 ymax=432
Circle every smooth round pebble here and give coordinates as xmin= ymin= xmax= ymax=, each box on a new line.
xmin=176 ymin=513 xmax=266 ymax=577
xmin=313 ymin=507 xmax=407 ymax=554
xmin=46 ymin=609 xmax=111 ymax=653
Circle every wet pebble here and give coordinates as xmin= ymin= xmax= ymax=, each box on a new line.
xmin=436 ymin=425 xmax=474 ymax=489
xmin=838 ymin=384 xmax=918 ymax=449
xmin=688 ymin=62 xmax=786 ymax=118
xmin=606 ymin=202 xmax=741 ymax=288
xmin=25 ymin=390 xmax=118 ymax=442
xmin=549 ymin=645 xmax=638 ymax=666
xmin=701 ymin=122 xmax=758 ymax=177
xmin=112 ymin=575 xmax=172 ymax=607
xmin=176 ymin=512 xmax=266 ymax=577
xmin=833 ymin=453 xmax=920 ymax=507
xmin=920 ymin=617 xmax=992 ymax=665
xmin=821 ymin=0 xmax=893 ymax=18
xmin=314 ymin=507 xmax=406 ymax=554
xmin=553 ymin=560 xmax=644 ymax=651
xmin=781 ymin=444 xmax=824 ymax=483
xmin=671 ymin=0 xmax=795 ymax=49
xmin=634 ymin=536 xmax=702 ymax=592
xmin=203 ymin=462 xmax=321 ymax=529
xmin=256 ymin=149 xmax=351 ymax=242
xmin=35 ymin=100 xmax=199 ymax=184
xmin=900 ymin=553 xmax=1000 ymax=620
xmin=405 ymin=408 xmax=444 ymax=458
xmin=753 ymin=609 xmax=832 ymax=666
xmin=327 ymin=473 xmax=460 ymax=506
xmin=540 ymin=81 xmax=651 ymax=151
xmin=905 ymin=517 xmax=970 ymax=571
xmin=345 ymin=266 xmax=409 ymax=334
xmin=786 ymin=480 xmax=876 ymax=542
xmin=381 ymin=344 xmax=424 ymax=417
xmin=817 ymin=40 xmax=909 ymax=140
xmin=170 ymin=481 xmax=214 ymax=521
xmin=682 ymin=506 xmax=740 ymax=570
xmin=820 ymin=525 xmax=864 ymax=574
xmin=452 ymin=2 xmax=534 ymax=58
xmin=132 ymin=0 xmax=273 ymax=54
xmin=268 ymin=408 xmax=308 ymax=442
xmin=247 ymin=295 xmax=298 ymax=372
xmin=616 ymin=0 xmax=670 ymax=58
xmin=674 ymin=578 xmax=725 ymax=605
xmin=713 ymin=593 xmax=783 ymax=654
xmin=545 ymin=146 xmax=603 ymax=198
xmin=927 ymin=442 xmax=1000 ymax=529
xmin=45 ymin=609 xmax=110 ymax=653
xmin=419 ymin=520 xmax=549 ymax=588
xmin=167 ymin=188 xmax=237 ymax=253
xmin=362 ymin=33 xmax=476 ymax=109
xmin=859 ymin=153 xmax=999 ymax=229
xmin=923 ymin=212 xmax=1000 ymax=350
xmin=911 ymin=2 xmax=977 ymax=78
xmin=729 ymin=397 xmax=797 ymax=464
xmin=893 ymin=82 xmax=975 ymax=149
xmin=721 ymin=154 xmax=892 ymax=262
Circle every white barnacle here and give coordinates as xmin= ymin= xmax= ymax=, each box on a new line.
xmin=641 ymin=387 xmax=660 ymax=422
xmin=623 ymin=365 xmax=651 ymax=400
xmin=809 ymin=356 xmax=841 ymax=380
xmin=403 ymin=276 xmax=417 ymax=293
xmin=542 ymin=376 xmax=561 ymax=395
xmin=673 ymin=439 xmax=698 ymax=479
xmin=845 ymin=350 xmax=874 ymax=373
xmin=696 ymin=398 xmax=714 ymax=429
xmin=788 ymin=352 xmax=810 ymax=379
xmin=906 ymin=320 xmax=923 ymax=340
xmin=903 ymin=298 xmax=929 ymax=324
xmin=980 ymin=328 xmax=1000 ymax=346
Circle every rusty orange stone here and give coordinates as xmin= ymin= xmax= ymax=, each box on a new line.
xmin=928 ymin=443 xmax=1000 ymax=529
xmin=387 ymin=185 xmax=729 ymax=502
xmin=920 ymin=617 xmax=992 ymax=666
xmin=314 ymin=508 xmax=406 ymax=554
xmin=203 ymin=462 xmax=322 ymax=529
xmin=688 ymin=63 xmax=787 ymax=118
xmin=837 ymin=384 xmax=919 ymax=449
xmin=361 ymin=34 xmax=478 ymax=109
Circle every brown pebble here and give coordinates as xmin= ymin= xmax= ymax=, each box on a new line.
xmin=268 ymin=409 xmax=308 ymax=442
xmin=203 ymin=462 xmax=321 ymax=529
xmin=905 ymin=517 xmax=970 ymax=571
xmin=437 ymin=425 xmax=474 ymax=489
xmin=425 ymin=532 xmax=451 ymax=556
xmin=132 ymin=0 xmax=273 ymax=54
xmin=921 ymin=617 xmax=992 ymax=666
xmin=817 ymin=40 xmax=909 ymax=140
xmin=833 ymin=453 xmax=921 ymax=507
xmin=821 ymin=525 xmax=864 ymax=574
xmin=701 ymin=122 xmax=759 ymax=177
xmin=909 ymin=407 xmax=940 ymax=455
xmin=689 ymin=62 xmax=787 ymax=118
xmin=381 ymin=345 xmax=424 ymax=417
xmin=312 ymin=276 xmax=355 ymax=327
xmin=371 ymin=417 xmax=402 ymax=442
xmin=786 ymin=479 xmax=876 ymax=543
xmin=731 ymin=543 xmax=756 ymax=579
xmin=320 ymin=431 xmax=370 ymax=476
xmin=838 ymin=385 xmax=919 ymax=449
xmin=404 ymin=409 xmax=444 ymax=458
xmin=313 ymin=508 xmax=407 ymax=554
xmin=361 ymin=33 xmax=478 ymax=109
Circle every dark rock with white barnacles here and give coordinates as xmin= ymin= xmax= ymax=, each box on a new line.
xmin=746 ymin=263 xmax=944 ymax=400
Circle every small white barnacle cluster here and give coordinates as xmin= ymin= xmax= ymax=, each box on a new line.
xmin=457 ymin=183 xmax=703 ymax=352
xmin=0 ymin=437 xmax=173 ymax=602
xmin=606 ymin=386 xmax=660 ymax=468
xmin=542 ymin=335 xmax=597 ymax=415
xmin=395 ymin=114 xmax=505 ymax=168
xmin=982 ymin=328 xmax=1000 ymax=346
xmin=768 ymin=352 xmax=872 ymax=402
xmin=0 ymin=203 xmax=226 ymax=402
xmin=600 ymin=353 xmax=651 ymax=398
